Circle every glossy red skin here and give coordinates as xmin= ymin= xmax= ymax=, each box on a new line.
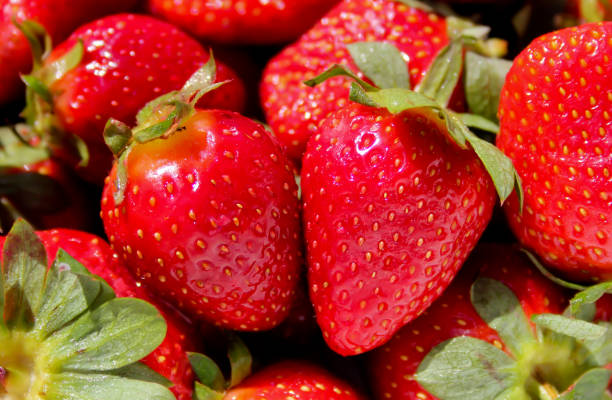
xmin=225 ymin=361 xmax=365 ymax=400
xmin=301 ymin=103 xmax=496 ymax=355
xmin=0 ymin=230 xmax=198 ymax=400
xmin=47 ymin=13 xmax=246 ymax=184
xmin=0 ymin=0 xmax=139 ymax=106
xmin=497 ymin=22 xmax=612 ymax=281
xmin=369 ymin=244 xmax=567 ymax=400
xmin=101 ymin=109 xmax=302 ymax=332
xmin=260 ymin=0 xmax=452 ymax=161
xmin=147 ymin=0 xmax=341 ymax=45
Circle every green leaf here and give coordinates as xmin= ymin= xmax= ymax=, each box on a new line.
xmin=112 ymin=147 xmax=131 ymax=205
xmin=46 ymin=372 xmax=175 ymax=400
xmin=415 ymin=336 xmax=517 ymax=400
xmin=135 ymin=91 xmax=179 ymax=126
xmin=182 ymin=52 xmax=217 ymax=97
xmin=458 ymin=113 xmax=500 ymax=134
xmin=520 ymin=249 xmax=587 ymax=291
xmin=303 ymin=64 xmax=377 ymax=91
xmin=415 ymin=41 xmax=464 ymax=107
xmin=12 ymin=19 xmax=52 ymax=69
xmin=194 ymin=382 xmax=225 ymax=400
xmin=188 ymin=352 xmax=226 ymax=392
xmin=446 ymin=16 xmax=491 ymax=42
xmin=2 ymin=219 xmax=47 ymax=329
xmin=0 ymin=126 xmax=50 ymax=167
xmin=471 ymin=278 xmax=536 ymax=357
xmin=532 ymin=314 xmax=606 ymax=341
xmin=580 ymin=0 xmax=606 ymax=22
xmin=34 ymin=257 xmax=101 ymax=339
xmin=347 ymin=42 xmax=410 ymax=89
xmin=557 ymin=368 xmax=612 ymax=400
xmin=71 ymin=134 xmax=90 ymax=168
xmin=41 ymin=40 xmax=83 ymax=86
xmin=21 ymin=74 xmax=52 ymax=104
xmin=107 ymin=363 xmax=173 ymax=388
xmin=348 ymin=82 xmax=380 ymax=108
xmin=464 ymin=52 xmax=512 ymax=122
xmin=47 ymin=298 xmax=167 ymax=372
xmin=570 ymin=282 xmax=612 ymax=316
xmin=228 ymin=335 xmax=252 ymax=388
xmin=103 ymin=119 xmax=133 ymax=157
xmin=582 ymin=321 xmax=612 ymax=366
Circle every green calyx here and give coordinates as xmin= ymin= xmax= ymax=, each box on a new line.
xmin=13 ymin=19 xmax=89 ymax=169
xmin=0 ymin=219 xmax=173 ymax=400
xmin=579 ymin=0 xmax=612 ymax=22
xmin=415 ymin=276 xmax=612 ymax=400
xmin=103 ymin=53 xmax=227 ymax=205
xmin=189 ymin=335 xmax=253 ymax=400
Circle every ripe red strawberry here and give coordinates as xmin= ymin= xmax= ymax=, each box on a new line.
xmin=0 ymin=228 xmax=199 ymax=400
xmin=369 ymin=244 xmax=612 ymax=400
xmin=22 ymin=13 xmax=246 ymax=184
xmin=0 ymin=0 xmax=139 ymax=106
xmin=497 ymin=22 xmax=612 ymax=281
xmin=147 ymin=0 xmax=341 ymax=45
xmin=101 ymin=68 xmax=302 ymax=332
xmin=261 ymin=0 xmax=456 ymax=161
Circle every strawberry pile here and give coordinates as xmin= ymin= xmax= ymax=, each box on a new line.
xmin=0 ymin=0 xmax=610 ymax=399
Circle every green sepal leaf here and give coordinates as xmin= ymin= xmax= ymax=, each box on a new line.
xmin=565 ymin=302 xmax=596 ymax=322
xmin=21 ymin=74 xmax=52 ymax=104
xmin=415 ymin=336 xmax=517 ymax=400
xmin=347 ymin=42 xmax=410 ymax=89
xmin=582 ymin=321 xmax=612 ymax=366
xmin=188 ymin=352 xmax=226 ymax=392
xmin=194 ymin=382 xmax=225 ymax=400
xmin=303 ymin=64 xmax=377 ymax=91
xmin=0 ymin=126 xmax=50 ymax=167
xmin=41 ymin=40 xmax=84 ymax=86
xmin=228 ymin=335 xmax=252 ymax=388
xmin=133 ymin=100 xmax=192 ymax=144
xmin=570 ymin=282 xmax=612 ymax=316
xmin=45 ymin=372 xmax=175 ymax=400
xmin=135 ymin=91 xmax=179 ymax=127
xmin=13 ymin=19 xmax=52 ymax=69
xmin=108 ymin=363 xmax=173 ymax=388
xmin=471 ymin=278 xmax=536 ymax=357
xmin=47 ymin=297 xmax=167 ymax=372
xmin=521 ymin=249 xmax=587 ymax=291
xmin=458 ymin=113 xmax=500 ymax=134
xmin=557 ymin=368 xmax=612 ymax=400
xmin=446 ymin=16 xmax=491 ymax=42
xmin=112 ymin=147 xmax=131 ymax=205
xmin=415 ymin=40 xmax=463 ymax=107
xmin=182 ymin=51 xmax=217 ymax=98
xmin=103 ymin=119 xmax=133 ymax=157
xmin=532 ymin=313 xmax=606 ymax=341
xmin=2 ymin=218 xmax=47 ymax=329
xmin=464 ymin=52 xmax=512 ymax=122
xmin=579 ymin=0 xmax=607 ymax=22
xmin=71 ymin=133 xmax=90 ymax=168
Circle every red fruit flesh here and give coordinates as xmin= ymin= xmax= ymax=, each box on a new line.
xmin=101 ymin=109 xmax=302 ymax=332
xmin=0 ymin=230 xmax=199 ymax=400
xmin=147 ymin=0 xmax=341 ymax=45
xmin=302 ymin=103 xmax=496 ymax=355
xmin=369 ymin=244 xmax=567 ymax=400
xmin=497 ymin=22 xmax=612 ymax=281
xmin=225 ymin=361 xmax=365 ymax=400
xmin=261 ymin=0 xmax=450 ymax=160
xmin=47 ymin=13 xmax=246 ymax=184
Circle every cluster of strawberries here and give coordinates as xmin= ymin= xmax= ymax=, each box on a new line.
xmin=0 ymin=0 xmax=611 ymax=399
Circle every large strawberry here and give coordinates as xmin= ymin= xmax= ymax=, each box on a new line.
xmin=0 ymin=0 xmax=139 ymax=106
xmin=101 ymin=61 xmax=302 ymax=332
xmin=0 ymin=227 xmax=200 ymax=400
xmin=301 ymin=63 xmax=520 ymax=355
xmin=497 ymin=22 xmax=612 ymax=281
xmin=147 ymin=0 xmax=341 ymax=45
xmin=19 ymin=13 xmax=246 ymax=184
xmin=0 ymin=219 xmax=175 ymax=399
xmin=369 ymin=244 xmax=612 ymax=399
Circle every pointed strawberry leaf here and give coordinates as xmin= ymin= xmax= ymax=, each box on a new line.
xmin=182 ymin=52 xmax=217 ymax=98
xmin=446 ymin=16 xmax=491 ymax=42
xmin=464 ymin=52 xmax=512 ymax=122
xmin=21 ymin=74 xmax=52 ymax=104
xmin=228 ymin=335 xmax=252 ymax=388
xmin=0 ymin=126 xmax=50 ymax=167
xmin=347 ymin=42 xmax=410 ymax=89
xmin=415 ymin=336 xmax=518 ymax=400
xmin=579 ymin=0 xmax=606 ymax=22
xmin=415 ymin=40 xmax=463 ymax=107
xmin=103 ymin=119 xmax=133 ymax=157
xmin=46 ymin=372 xmax=175 ymax=400
xmin=303 ymin=64 xmax=377 ymax=91
xmin=471 ymin=278 xmax=536 ymax=357
xmin=569 ymin=282 xmax=612 ymax=317
xmin=12 ymin=19 xmax=52 ymax=69
xmin=458 ymin=113 xmax=500 ymax=134
xmin=2 ymin=219 xmax=47 ymax=329
xmin=521 ymin=249 xmax=587 ymax=291
xmin=41 ymin=40 xmax=84 ymax=87
xmin=582 ymin=321 xmax=612 ymax=366
xmin=108 ymin=363 xmax=173 ymax=388
xmin=532 ymin=314 xmax=606 ymax=341
xmin=47 ymin=298 xmax=167 ymax=372
xmin=558 ymin=368 xmax=612 ymax=400
xmin=188 ymin=352 xmax=226 ymax=392
xmin=112 ymin=147 xmax=131 ymax=205
xmin=194 ymin=382 xmax=225 ymax=400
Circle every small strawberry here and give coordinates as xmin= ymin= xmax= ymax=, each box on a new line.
xmin=369 ymin=244 xmax=612 ymax=400
xmin=101 ymin=61 xmax=302 ymax=332
xmin=301 ymin=65 xmax=520 ymax=355
xmin=0 ymin=0 xmax=139 ymax=106
xmin=0 ymin=219 xmax=175 ymax=399
xmin=497 ymin=22 xmax=612 ymax=281
xmin=147 ymin=0 xmax=341 ymax=45
xmin=19 ymin=13 xmax=246 ymax=184
xmin=0 ymin=226 xmax=200 ymax=400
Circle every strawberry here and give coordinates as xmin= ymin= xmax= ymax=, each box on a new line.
xmin=497 ymin=22 xmax=612 ymax=281
xmin=369 ymin=244 xmax=612 ymax=399
xmin=101 ymin=62 xmax=302 ymax=332
xmin=20 ymin=13 xmax=246 ymax=184
xmin=0 ymin=0 xmax=139 ymax=106
xmin=0 ymin=219 xmax=176 ymax=399
xmin=0 ymin=227 xmax=200 ymax=400
xmin=147 ymin=0 xmax=341 ymax=45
